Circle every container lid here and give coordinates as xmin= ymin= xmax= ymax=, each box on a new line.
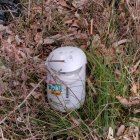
xmin=46 ymin=46 xmax=87 ymax=73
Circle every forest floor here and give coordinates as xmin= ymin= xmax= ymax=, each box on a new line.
xmin=0 ymin=0 xmax=140 ymax=139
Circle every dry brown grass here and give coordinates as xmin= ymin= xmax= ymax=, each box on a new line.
xmin=0 ymin=0 xmax=140 ymax=139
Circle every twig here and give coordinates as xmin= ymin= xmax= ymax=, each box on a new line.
xmin=112 ymin=39 xmax=131 ymax=47
xmin=0 ymin=79 xmax=44 ymax=125
xmin=0 ymin=96 xmax=14 ymax=101
xmin=28 ymin=0 xmax=31 ymax=22
xmin=132 ymin=48 xmax=140 ymax=63
xmin=90 ymin=18 xmax=93 ymax=35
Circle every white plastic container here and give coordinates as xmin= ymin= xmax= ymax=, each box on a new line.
xmin=45 ymin=46 xmax=87 ymax=112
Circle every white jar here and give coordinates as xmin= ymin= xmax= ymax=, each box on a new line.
xmin=45 ymin=46 xmax=87 ymax=112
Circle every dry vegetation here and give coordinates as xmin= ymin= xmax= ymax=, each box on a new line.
xmin=0 ymin=0 xmax=140 ymax=139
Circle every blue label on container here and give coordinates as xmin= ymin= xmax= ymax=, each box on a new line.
xmin=48 ymin=80 xmax=62 ymax=96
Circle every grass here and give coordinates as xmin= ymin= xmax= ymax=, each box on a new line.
xmin=0 ymin=0 xmax=140 ymax=139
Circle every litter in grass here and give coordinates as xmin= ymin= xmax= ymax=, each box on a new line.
xmin=46 ymin=46 xmax=87 ymax=112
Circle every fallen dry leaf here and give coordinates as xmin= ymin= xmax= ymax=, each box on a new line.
xmin=59 ymin=0 xmax=68 ymax=7
xmin=49 ymin=34 xmax=62 ymax=40
xmin=75 ymin=32 xmax=88 ymax=40
xmin=34 ymin=32 xmax=43 ymax=45
xmin=0 ymin=60 xmax=6 ymax=70
xmin=80 ymin=44 xmax=87 ymax=49
xmin=129 ymin=97 xmax=140 ymax=107
xmin=116 ymin=125 xmax=126 ymax=136
xmin=107 ymin=127 xmax=115 ymax=140
xmin=130 ymin=117 xmax=140 ymax=123
xmin=114 ymin=69 xmax=121 ymax=80
xmin=129 ymin=125 xmax=139 ymax=140
xmin=0 ymin=24 xmax=13 ymax=34
xmin=31 ymin=4 xmax=43 ymax=14
xmin=130 ymin=83 xmax=138 ymax=96
xmin=7 ymin=35 xmax=14 ymax=44
xmin=15 ymin=35 xmax=23 ymax=45
xmin=71 ymin=20 xmax=79 ymax=28
xmin=64 ymin=19 xmax=73 ymax=25
xmin=31 ymin=91 xmax=42 ymax=100
xmin=72 ymin=0 xmax=88 ymax=8
xmin=130 ymin=59 xmax=140 ymax=74
xmin=75 ymin=11 xmax=80 ymax=19
xmin=0 ymin=25 xmax=8 ymax=32
xmin=116 ymin=96 xmax=140 ymax=108
xmin=30 ymin=83 xmax=43 ymax=99
xmin=0 ymin=81 xmax=8 ymax=95
xmin=133 ymin=109 xmax=140 ymax=114
xmin=116 ymin=96 xmax=129 ymax=107
xmin=70 ymin=116 xmax=81 ymax=127
xmin=43 ymin=38 xmax=54 ymax=45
